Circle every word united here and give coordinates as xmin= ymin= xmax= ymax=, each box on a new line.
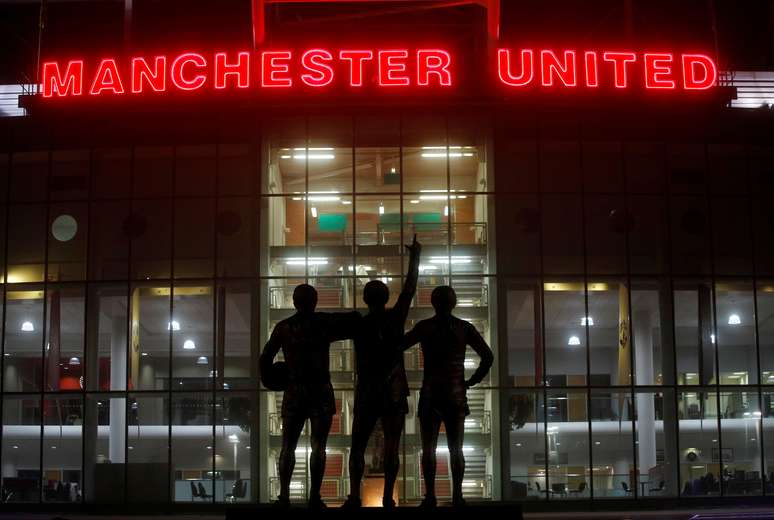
xmin=41 ymin=47 xmax=718 ymax=98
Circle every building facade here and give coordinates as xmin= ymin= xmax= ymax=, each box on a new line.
xmin=0 ymin=0 xmax=773 ymax=508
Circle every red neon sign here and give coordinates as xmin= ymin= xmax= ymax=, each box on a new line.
xmin=40 ymin=46 xmax=718 ymax=98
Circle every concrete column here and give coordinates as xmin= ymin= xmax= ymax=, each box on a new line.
xmin=634 ymin=310 xmax=657 ymax=482
xmin=659 ymin=282 xmax=679 ymax=495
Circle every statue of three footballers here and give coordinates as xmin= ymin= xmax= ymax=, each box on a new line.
xmin=259 ymin=236 xmax=493 ymax=508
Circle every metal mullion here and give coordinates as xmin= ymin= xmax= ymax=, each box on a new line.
xmin=445 ymin=115 xmax=452 ymax=288
xmin=168 ymin=145 xmax=176 ymax=505
xmin=579 ymin=126 xmax=593 ymax=500
xmin=212 ymin=144 xmax=220 ymax=504
xmin=621 ymin=140 xmax=638 ymax=499
xmin=304 ymin=118 xmax=310 ymax=286
xmin=124 ymin=144 xmax=135 ymax=505
xmin=80 ymin=146 xmax=95 ymax=503
xmin=0 ymin=150 xmax=12 ymax=488
xmin=38 ymin=146 xmax=52 ymax=503
xmin=398 ymin=113 xmax=407 ymax=505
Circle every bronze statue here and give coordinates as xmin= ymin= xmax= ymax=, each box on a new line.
xmin=259 ymin=284 xmax=358 ymax=509
xmin=402 ymin=286 xmax=493 ymax=508
xmin=342 ymin=236 xmax=421 ymax=509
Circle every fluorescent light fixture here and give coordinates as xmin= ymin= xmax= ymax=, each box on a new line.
xmin=21 ymin=321 xmax=34 ymax=332
xmin=728 ymin=314 xmax=741 ymax=325
xmin=285 ymin=257 xmax=328 ymax=266
xmin=196 ymin=356 xmax=208 ymax=365
xmin=435 ymin=446 xmax=475 ymax=453
xmin=711 ymin=334 xmax=716 ymax=344
xmin=228 ymin=434 xmax=240 ymax=444
xmin=291 ymin=191 xmax=341 ymax=202
xmin=428 ymin=256 xmax=472 ymax=264
xmin=379 ymin=204 xmax=385 ymax=215
xmin=341 ymin=200 xmax=352 ymax=205
xmin=754 ymin=411 xmax=762 ymax=417
xmin=141 ymin=352 xmax=149 ymax=357
xmin=420 ymin=146 xmax=475 ymax=159
xmin=568 ymin=335 xmax=581 ymax=346
xmin=168 ymin=320 xmax=181 ymax=331
xmin=464 ymin=359 xmax=476 ymax=368
xmin=183 ymin=340 xmax=196 ymax=350
xmin=390 ymin=167 xmax=397 ymax=174
xmin=461 ymin=481 xmax=479 ymax=488
xmin=310 ymin=207 xmax=318 ymax=218
xmin=444 ymin=205 xmax=449 ymax=216
xmin=410 ymin=199 xmax=420 ymax=204
xmin=515 ymin=443 xmax=522 ymax=447
xmin=733 ymin=372 xmax=747 ymax=376
xmin=581 ymin=316 xmax=594 ymax=326
xmin=418 ymin=264 xmax=438 ymax=272
xmin=69 ymin=357 xmax=80 ymax=366
xmin=281 ymin=148 xmax=335 ymax=160
xmin=594 ymin=441 xmax=601 ymax=446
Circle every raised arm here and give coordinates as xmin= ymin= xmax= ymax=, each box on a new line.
xmin=394 ymin=235 xmax=422 ymax=322
xmin=326 ymin=311 xmax=362 ymax=342
xmin=401 ymin=323 xmax=423 ymax=353
xmin=259 ymin=325 xmax=283 ymax=381
xmin=464 ymin=323 xmax=494 ymax=388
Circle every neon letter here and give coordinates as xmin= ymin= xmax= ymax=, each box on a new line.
xmin=215 ymin=52 xmax=250 ymax=89
xmin=603 ymin=52 xmax=637 ymax=88
xmin=171 ymin=53 xmax=207 ymax=91
xmin=644 ymin=53 xmax=675 ymax=89
xmin=378 ymin=50 xmax=410 ymax=86
xmin=682 ymin=54 xmax=717 ymax=90
xmin=417 ymin=49 xmax=452 ymax=86
xmin=300 ymin=49 xmax=334 ymax=87
xmin=42 ymin=61 xmax=83 ymax=97
xmin=90 ymin=58 xmax=125 ymax=95
xmin=497 ymin=49 xmax=534 ymax=87
xmin=584 ymin=51 xmax=599 ymax=87
xmin=132 ymin=56 xmax=166 ymax=93
xmin=339 ymin=50 xmax=373 ymax=87
xmin=261 ymin=51 xmax=292 ymax=87
xmin=541 ymin=50 xmax=577 ymax=87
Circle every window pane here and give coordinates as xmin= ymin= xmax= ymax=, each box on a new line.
xmin=584 ymin=196 xmax=627 ymax=275
xmin=451 ymin=194 xmax=491 ymax=276
xmin=719 ymin=391 xmax=762 ymax=496
xmin=130 ymin=199 xmax=172 ymax=280
xmin=130 ymin=285 xmax=170 ymax=391
xmin=625 ymin=142 xmax=665 ymax=194
xmin=217 ymin=197 xmax=254 ymax=278
xmin=544 ymin=282 xmax=586 ymax=384
xmin=448 ymin=114 xmax=487 ymax=192
xmin=175 ymin=145 xmax=216 ymax=197
xmin=668 ymin=144 xmax=706 ymax=195
xmin=260 ymin=196 xmax=305 ymax=277
xmin=219 ymin=283 xmax=255 ymax=390
xmin=628 ymin=195 xmax=668 ymax=274
xmin=354 ymin=115 xmax=400 ymax=193
xmin=48 ymin=203 xmax=88 ymax=281
xmin=263 ymin=117 xmax=305 ymax=195
xmin=591 ymin=390 xmax=633 ymax=499
xmin=547 ymin=390 xmax=589 ymax=500
xmin=45 ymin=286 xmax=85 ymax=391
xmin=172 ymin=285 xmax=213 ymax=390
xmin=172 ymin=392 xmax=213 ymax=502
xmin=452 ymin=276 xmax=494 ymax=387
xmin=4 ymin=286 xmax=44 ymax=391
xmin=51 ymin=149 xmax=89 ymax=201
xmin=218 ymin=144 xmax=254 ymax=197
xmin=92 ymin=148 xmax=131 ymax=199
xmin=670 ymin=196 xmax=711 ymax=275
xmin=712 ymin=197 xmax=753 ymax=275
xmin=708 ymin=144 xmax=747 ymax=196
xmin=635 ymin=390 xmax=678 ymax=497
xmin=759 ymin=282 xmax=774 ymax=385
xmin=505 ymin=282 xmax=538 ymax=387
xmin=127 ymin=393 xmax=170 ymax=502
xmin=88 ymin=201 xmax=130 ymax=280
xmin=403 ymin=115 xmax=447 ymax=193
xmin=174 ymin=198 xmax=214 ymax=278
xmin=84 ymin=394 xmax=126 ymax=503
xmin=588 ymin=281 xmax=628 ymax=386
xmin=355 ymin=195 xmax=401 ymax=276
xmin=88 ymin=285 xmax=127 ymax=392
xmin=308 ymin=193 xmax=353 ymax=278
xmin=495 ymin=139 xmax=537 ymax=193
xmin=715 ymin=282 xmax=756 ymax=384
xmin=677 ymin=390 xmax=719 ymax=496
xmin=7 ymin=204 xmax=46 ymax=283
xmin=542 ymin=195 xmax=583 ymax=274
xmin=43 ymin=396 xmax=83 ymax=502
xmin=2 ymin=396 xmax=42 ymax=502
xmin=631 ymin=282 xmax=671 ymax=386
xmin=215 ymin=391 xmax=255 ymax=502
xmin=11 ymin=151 xmax=47 ymax=202
xmin=507 ymin=390 xmax=546 ymax=500
xmin=495 ymin=194 xmax=540 ymax=275
xmin=308 ymin=116 xmax=353 ymax=194
xmin=134 ymin=146 xmax=173 ymax=198
xmin=582 ymin=141 xmax=623 ymax=194
xmin=674 ymin=283 xmax=715 ymax=386
xmin=540 ymin=141 xmax=580 ymax=193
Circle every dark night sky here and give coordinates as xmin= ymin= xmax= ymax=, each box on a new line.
xmin=0 ymin=0 xmax=771 ymax=83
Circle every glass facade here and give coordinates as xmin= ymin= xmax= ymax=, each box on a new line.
xmin=0 ymin=113 xmax=772 ymax=505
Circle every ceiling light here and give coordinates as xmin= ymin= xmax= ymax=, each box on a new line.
xmin=464 ymin=359 xmax=476 ymax=368
xmin=282 ymin=148 xmax=335 ymax=161
xmin=141 ymin=352 xmax=149 ymax=357
xmin=228 ymin=434 xmax=240 ymax=444
xmin=196 ymin=356 xmax=208 ymax=365
xmin=310 ymin=207 xmax=318 ymax=218
xmin=444 ymin=205 xmax=449 ymax=216
xmin=183 ymin=340 xmax=196 ymax=350
xmin=728 ymin=314 xmax=741 ymax=325
xmin=595 ymin=441 xmax=601 ymax=446
xmin=710 ymin=334 xmax=716 ymax=344
xmin=428 ymin=256 xmax=471 ymax=264
xmin=390 ymin=167 xmax=397 ymax=174
xmin=418 ymin=265 xmax=438 ymax=272
xmin=581 ymin=316 xmax=594 ymax=326
xmin=410 ymin=199 xmax=420 ymax=204
xmin=379 ymin=204 xmax=385 ymax=215
xmin=69 ymin=357 xmax=80 ymax=366
xmin=285 ymin=257 xmax=328 ymax=266
xmin=568 ymin=336 xmax=581 ymax=346
xmin=21 ymin=321 xmax=34 ymax=332
xmin=341 ymin=200 xmax=352 ymax=205
xmin=168 ymin=320 xmax=181 ymax=331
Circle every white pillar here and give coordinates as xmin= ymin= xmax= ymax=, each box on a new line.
xmin=109 ymin=312 xmax=127 ymax=463
xmin=634 ymin=310 xmax=657 ymax=484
